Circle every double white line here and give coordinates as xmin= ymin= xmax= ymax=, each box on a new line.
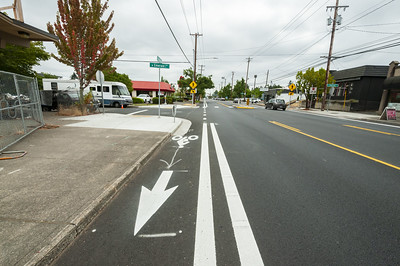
xmin=194 ymin=123 xmax=264 ymax=265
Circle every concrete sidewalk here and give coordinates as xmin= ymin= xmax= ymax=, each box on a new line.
xmin=0 ymin=112 xmax=191 ymax=266
xmin=289 ymin=107 xmax=400 ymax=126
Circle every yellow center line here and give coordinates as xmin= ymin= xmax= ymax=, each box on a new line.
xmin=217 ymin=102 xmax=231 ymax=108
xmin=343 ymin=124 xmax=400 ymax=137
xmin=269 ymin=121 xmax=400 ymax=171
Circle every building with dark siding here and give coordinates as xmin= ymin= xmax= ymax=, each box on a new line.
xmin=330 ymin=65 xmax=388 ymax=111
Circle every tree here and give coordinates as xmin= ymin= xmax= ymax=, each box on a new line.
xmin=177 ymin=68 xmax=214 ymax=98
xmin=103 ymin=67 xmax=132 ymax=93
xmin=0 ymin=41 xmax=50 ymax=76
xmin=296 ymin=67 xmax=334 ymax=107
xmin=218 ymin=84 xmax=232 ymax=99
xmin=47 ymin=0 xmax=123 ymax=103
xmin=296 ymin=67 xmax=334 ymax=95
xmin=252 ymin=87 xmax=263 ymax=99
xmin=233 ymin=78 xmax=246 ymax=98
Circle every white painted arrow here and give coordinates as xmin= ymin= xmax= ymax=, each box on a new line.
xmin=134 ymin=170 xmax=178 ymax=235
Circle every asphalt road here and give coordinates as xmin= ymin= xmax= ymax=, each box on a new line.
xmin=53 ymin=100 xmax=400 ymax=265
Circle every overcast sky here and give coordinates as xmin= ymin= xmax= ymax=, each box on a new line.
xmin=20 ymin=0 xmax=400 ymax=89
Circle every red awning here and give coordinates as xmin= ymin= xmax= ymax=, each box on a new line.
xmin=132 ymin=81 xmax=175 ymax=92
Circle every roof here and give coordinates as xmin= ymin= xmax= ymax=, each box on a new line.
xmin=331 ymin=65 xmax=389 ymax=81
xmin=131 ymin=81 xmax=175 ymax=92
xmin=0 ymin=12 xmax=58 ymax=48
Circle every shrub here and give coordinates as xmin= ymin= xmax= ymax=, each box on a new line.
xmin=152 ymin=97 xmax=174 ymax=104
xmin=132 ymin=97 xmax=144 ymax=104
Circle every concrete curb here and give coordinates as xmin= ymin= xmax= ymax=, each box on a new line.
xmin=25 ymin=120 xmax=183 ymax=266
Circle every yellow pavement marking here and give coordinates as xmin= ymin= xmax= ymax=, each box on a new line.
xmin=269 ymin=121 xmax=400 ymax=171
xmin=343 ymin=125 xmax=400 ymax=137
xmin=217 ymin=102 xmax=231 ymax=108
xmin=236 ymin=106 xmax=255 ymax=109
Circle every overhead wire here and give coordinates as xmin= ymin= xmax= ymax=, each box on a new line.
xmin=251 ymin=0 xmax=321 ymax=57
xmin=154 ymin=0 xmax=193 ymax=66
xmin=180 ymin=0 xmax=195 ymax=48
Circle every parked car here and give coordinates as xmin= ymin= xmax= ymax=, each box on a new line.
xmin=265 ymin=98 xmax=286 ymax=110
xmin=137 ymin=94 xmax=152 ymax=103
xmin=233 ymin=98 xmax=239 ymax=103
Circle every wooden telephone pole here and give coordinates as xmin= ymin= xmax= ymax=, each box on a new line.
xmin=321 ymin=0 xmax=348 ymax=111
xmin=191 ymin=33 xmax=202 ymax=104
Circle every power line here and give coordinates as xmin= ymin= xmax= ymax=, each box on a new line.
xmin=340 ymin=0 xmax=395 ymax=28
xmin=154 ymin=0 xmax=192 ymax=66
xmin=251 ymin=0 xmax=322 ymax=57
xmin=180 ymin=0 xmax=194 ymax=48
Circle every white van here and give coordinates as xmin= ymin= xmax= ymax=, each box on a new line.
xmin=42 ymin=79 xmax=133 ymax=107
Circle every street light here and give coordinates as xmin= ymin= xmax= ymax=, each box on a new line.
xmin=221 ymin=77 xmax=226 ymax=87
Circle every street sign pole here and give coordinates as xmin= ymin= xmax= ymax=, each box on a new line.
xmin=149 ymin=57 xmax=170 ymax=118
xmin=96 ymin=70 xmax=105 ymax=114
xmin=158 ymin=68 xmax=161 ymax=118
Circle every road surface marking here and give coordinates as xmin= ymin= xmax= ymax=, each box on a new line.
xmin=210 ymin=123 xmax=264 ymax=265
xmin=343 ymin=124 xmax=400 ymax=137
xmin=270 ymin=121 xmax=400 ymax=171
xmin=8 ymin=169 xmax=21 ymax=175
xmin=134 ymin=171 xmax=178 ymax=235
xmin=138 ymin=233 xmax=177 ymax=238
xmin=217 ymin=102 xmax=230 ymax=108
xmin=194 ymin=123 xmax=216 ymax=265
xmin=128 ymin=109 xmax=148 ymax=115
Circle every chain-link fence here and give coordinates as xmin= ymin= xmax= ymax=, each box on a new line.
xmin=0 ymin=70 xmax=44 ymax=152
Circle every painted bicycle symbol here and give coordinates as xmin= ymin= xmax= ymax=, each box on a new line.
xmin=172 ymin=135 xmax=199 ymax=148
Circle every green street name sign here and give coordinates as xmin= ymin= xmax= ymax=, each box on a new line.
xmin=150 ymin=62 xmax=170 ymax=69
xmin=327 ymin=83 xmax=338 ymax=87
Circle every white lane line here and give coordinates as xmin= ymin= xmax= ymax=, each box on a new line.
xmin=210 ymin=123 xmax=264 ymax=265
xmin=8 ymin=169 xmax=21 ymax=175
xmin=194 ymin=123 xmax=216 ymax=266
xmin=128 ymin=109 xmax=148 ymax=115
xmin=138 ymin=233 xmax=177 ymax=238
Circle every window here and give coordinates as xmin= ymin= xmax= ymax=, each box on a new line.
xmin=51 ymin=82 xmax=58 ymax=91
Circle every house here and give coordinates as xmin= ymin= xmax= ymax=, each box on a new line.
xmin=131 ymin=81 xmax=175 ymax=98
xmin=330 ymin=65 xmax=388 ymax=111
xmin=379 ymin=61 xmax=400 ymax=112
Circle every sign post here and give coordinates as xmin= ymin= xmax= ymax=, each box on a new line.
xmin=150 ymin=58 xmax=170 ymax=118
xmin=190 ymin=81 xmax=197 ymax=105
xmin=96 ymin=70 xmax=105 ymax=114
xmin=288 ymin=83 xmax=296 ymax=108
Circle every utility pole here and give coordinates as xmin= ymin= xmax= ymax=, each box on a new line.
xmin=231 ymin=71 xmax=234 ymax=98
xmin=199 ymin=65 xmax=205 ymax=76
xmin=191 ymin=33 xmax=202 ymax=104
xmin=245 ymin=57 xmax=252 ymax=100
xmin=265 ymin=70 xmax=269 ymax=88
xmin=321 ymin=0 xmax=348 ymax=110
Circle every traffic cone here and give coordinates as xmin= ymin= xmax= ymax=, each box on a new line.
xmin=121 ymin=104 xmax=124 ymax=109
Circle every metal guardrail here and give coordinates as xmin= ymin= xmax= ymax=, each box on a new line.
xmin=0 ymin=70 xmax=44 ymax=152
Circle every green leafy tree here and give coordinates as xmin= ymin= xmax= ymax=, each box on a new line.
xmin=218 ymin=84 xmax=232 ymax=99
xmin=161 ymin=76 xmax=169 ymax=84
xmin=233 ymin=78 xmax=246 ymax=98
xmin=177 ymin=68 xmax=214 ymax=98
xmin=251 ymin=87 xmax=263 ymax=99
xmin=103 ymin=67 xmax=132 ymax=93
xmin=296 ymin=67 xmax=334 ymax=96
xmin=0 ymin=41 xmax=50 ymax=76
xmin=47 ymin=0 xmax=123 ymax=103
